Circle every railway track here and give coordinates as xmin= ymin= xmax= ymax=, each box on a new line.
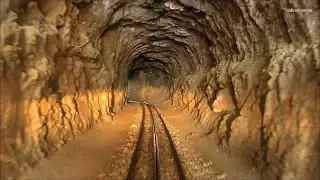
xmin=126 ymin=100 xmax=186 ymax=180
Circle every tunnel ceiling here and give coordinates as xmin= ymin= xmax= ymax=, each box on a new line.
xmin=65 ymin=0 xmax=319 ymax=86
xmin=71 ymin=0 xmax=240 ymax=80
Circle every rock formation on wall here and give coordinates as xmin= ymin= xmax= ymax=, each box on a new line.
xmin=1 ymin=0 xmax=319 ymax=179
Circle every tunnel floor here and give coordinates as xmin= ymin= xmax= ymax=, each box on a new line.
xmin=20 ymin=102 xmax=261 ymax=180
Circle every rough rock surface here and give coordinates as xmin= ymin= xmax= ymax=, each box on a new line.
xmin=1 ymin=0 xmax=319 ymax=180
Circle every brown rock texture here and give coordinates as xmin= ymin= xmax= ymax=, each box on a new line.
xmin=0 ymin=0 xmax=319 ymax=179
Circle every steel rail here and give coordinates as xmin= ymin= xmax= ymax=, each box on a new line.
xmin=147 ymin=105 xmax=160 ymax=180
xmin=126 ymin=99 xmax=185 ymax=180
xmin=125 ymin=104 xmax=146 ymax=180
xmin=126 ymin=100 xmax=159 ymax=180
xmin=151 ymin=106 xmax=186 ymax=180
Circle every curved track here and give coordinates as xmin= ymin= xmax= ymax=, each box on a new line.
xmin=126 ymin=100 xmax=185 ymax=180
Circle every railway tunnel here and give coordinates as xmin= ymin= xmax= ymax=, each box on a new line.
xmin=1 ymin=0 xmax=319 ymax=180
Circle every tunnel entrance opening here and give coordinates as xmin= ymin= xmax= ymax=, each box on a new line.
xmin=127 ymin=56 xmax=172 ymax=104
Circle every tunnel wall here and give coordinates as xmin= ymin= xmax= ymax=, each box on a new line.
xmin=0 ymin=1 xmax=127 ymax=179
xmin=168 ymin=1 xmax=320 ymax=179
xmin=170 ymin=48 xmax=320 ymax=179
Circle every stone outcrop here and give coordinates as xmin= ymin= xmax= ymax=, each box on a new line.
xmin=0 ymin=0 xmax=319 ymax=179
xmin=1 ymin=1 xmax=124 ymax=179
